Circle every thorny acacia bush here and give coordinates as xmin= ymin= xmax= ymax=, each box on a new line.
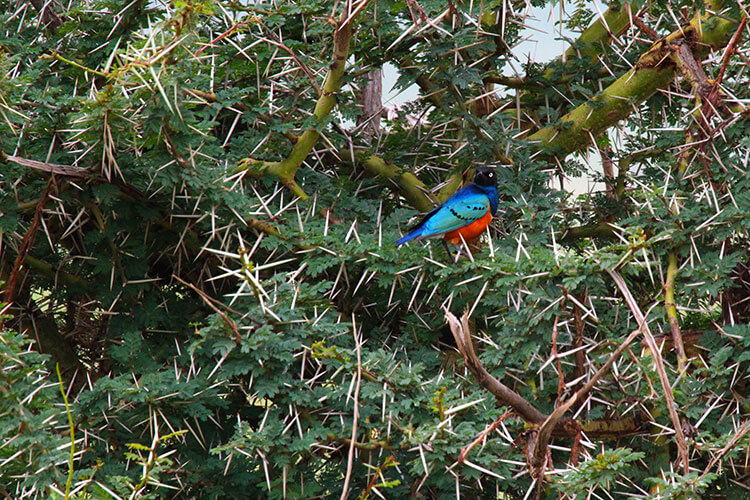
xmin=1 ymin=0 xmax=750 ymax=498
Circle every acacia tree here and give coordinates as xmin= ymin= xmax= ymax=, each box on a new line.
xmin=2 ymin=0 xmax=750 ymax=497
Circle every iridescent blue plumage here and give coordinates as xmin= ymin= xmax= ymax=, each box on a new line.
xmin=396 ymin=168 xmax=499 ymax=245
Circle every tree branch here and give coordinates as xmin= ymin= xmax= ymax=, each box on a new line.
xmin=664 ymin=252 xmax=688 ymax=372
xmin=3 ymin=152 xmax=94 ymax=178
xmin=527 ymin=9 xmax=739 ymax=160
xmin=608 ymin=269 xmax=690 ymax=474
xmin=559 ymin=222 xmax=617 ymax=243
xmin=529 ymin=328 xmax=641 ymax=477
xmin=29 ymin=0 xmax=62 ymax=30
xmin=700 ymin=419 xmax=750 ymax=480
xmin=4 ymin=180 xmax=54 ymax=304
xmin=445 ymin=309 xmax=548 ymax=425
xmin=236 ymin=2 xmax=365 ymax=199
xmin=553 ymin=3 xmax=633 ymax=70
xmin=355 ymin=153 xmax=435 ymax=212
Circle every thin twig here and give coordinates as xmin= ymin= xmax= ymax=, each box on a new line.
xmin=263 ymin=33 xmax=322 ymax=96
xmin=457 ymin=411 xmax=514 ymax=464
xmin=529 ymin=328 xmax=641 ymax=476
xmin=713 ymin=16 xmax=748 ymax=88
xmin=633 ymin=15 xmax=659 ymax=41
xmin=700 ymin=419 xmax=750 ymax=480
xmin=172 ymin=275 xmax=243 ymax=342
xmin=340 ymin=314 xmax=362 ymax=500
xmin=3 ymin=178 xmax=54 ymax=305
xmin=608 ymin=269 xmax=690 ymax=474
xmin=664 ymin=252 xmax=688 ymax=372
xmin=56 ymin=363 xmax=75 ymax=500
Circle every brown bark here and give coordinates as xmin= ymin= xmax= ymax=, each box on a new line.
xmin=356 ymin=69 xmax=383 ymax=137
xmin=29 ymin=0 xmax=62 ymax=30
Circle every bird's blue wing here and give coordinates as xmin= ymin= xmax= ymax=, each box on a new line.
xmin=418 ymin=188 xmax=489 ymax=238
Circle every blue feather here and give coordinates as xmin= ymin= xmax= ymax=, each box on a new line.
xmin=395 ymin=182 xmax=498 ymax=246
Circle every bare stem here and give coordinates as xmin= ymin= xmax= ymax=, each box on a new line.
xmin=56 ymin=363 xmax=75 ymax=500
xmin=445 ymin=309 xmax=548 ymax=425
xmin=665 ymin=252 xmax=688 ymax=372
xmin=608 ymin=269 xmax=690 ymax=474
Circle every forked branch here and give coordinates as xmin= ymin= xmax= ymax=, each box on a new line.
xmin=236 ymin=0 xmax=367 ymax=199
xmin=528 ymin=328 xmax=641 ymax=476
xmin=445 ymin=309 xmax=547 ymax=425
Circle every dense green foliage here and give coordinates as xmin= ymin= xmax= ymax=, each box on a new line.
xmin=1 ymin=0 xmax=750 ymax=498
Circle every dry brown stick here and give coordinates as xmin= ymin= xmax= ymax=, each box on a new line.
xmin=263 ymin=32 xmax=322 ymax=96
xmin=608 ymin=269 xmax=690 ymax=475
xmin=29 ymin=0 xmax=62 ymax=29
xmin=3 ymin=153 xmax=94 ymax=178
xmin=633 ymin=15 xmax=659 ymax=41
xmin=713 ymin=16 xmax=748 ymax=89
xmin=457 ymin=410 xmax=514 ymax=464
xmin=700 ymin=419 xmax=750 ymax=480
xmin=3 ymin=178 xmax=54 ymax=306
xmin=445 ymin=309 xmax=548 ymax=425
xmin=195 ymin=19 xmax=255 ymax=56
xmin=529 ymin=328 xmax=642 ymax=476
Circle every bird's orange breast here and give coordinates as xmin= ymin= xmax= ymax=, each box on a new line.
xmin=443 ymin=208 xmax=492 ymax=245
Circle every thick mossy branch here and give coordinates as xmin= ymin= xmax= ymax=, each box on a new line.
xmin=353 ymin=5 xmax=634 ymax=211
xmin=357 ymin=154 xmax=435 ymax=212
xmin=559 ymin=222 xmax=616 ymax=242
xmin=236 ymin=7 xmax=359 ymax=199
xmin=556 ymin=3 xmax=632 ymax=68
xmin=528 ymin=9 xmax=739 ymax=159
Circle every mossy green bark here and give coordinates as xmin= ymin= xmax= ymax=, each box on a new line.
xmin=528 ymin=9 xmax=739 ymax=159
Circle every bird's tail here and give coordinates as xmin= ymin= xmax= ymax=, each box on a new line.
xmin=395 ymin=228 xmax=422 ymax=246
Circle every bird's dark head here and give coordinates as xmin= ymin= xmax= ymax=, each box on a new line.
xmin=474 ymin=167 xmax=497 ymax=188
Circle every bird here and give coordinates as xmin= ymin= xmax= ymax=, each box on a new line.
xmin=395 ymin=167 xmax=498 ymax=259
